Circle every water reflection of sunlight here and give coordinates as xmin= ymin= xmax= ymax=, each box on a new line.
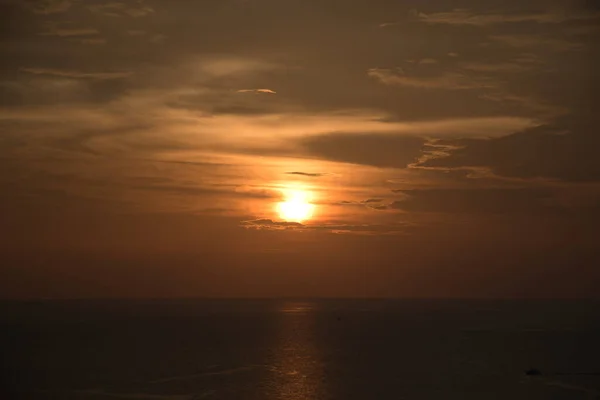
xmin=267 ymin=301 xmax=326 ymax=400
xmin=280 ymin=304 xmax=314 ymax=314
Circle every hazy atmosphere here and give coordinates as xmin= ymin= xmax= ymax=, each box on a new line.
xmin=1 ymin=0 xmax=599 ymax=298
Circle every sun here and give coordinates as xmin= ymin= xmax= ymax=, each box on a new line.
xmin=277 ymin=189 xmax=315 ymax=222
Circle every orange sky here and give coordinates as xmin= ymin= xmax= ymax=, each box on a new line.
xmin=1 ymin=0 xmax=599 ymax=298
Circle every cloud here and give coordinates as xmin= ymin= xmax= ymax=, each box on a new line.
xmin=301 ymin=133 xmax=425 ymax=169
xmin=489 ymin=35 xmax=584 ymax=52
xmin=88 ymin=0 xmax=154 ymax=18
xmin=23 ymin=0 xmax=72 ymax=14
xmin=20 ymin=68 xmax=132 ymax=80
xmin=0 ymin=153 xmax=285 ymax=216
xmin=241 ymin=219 xmax=304 ymax=229
xmin=513 ymin=53 xmax=542 ymax=64
xmin=240 ymin=219 xmax=413 ymax=235
xmin=418 ymin=119 xmax=600 ymax=182
xmin=285 ymin=171 xmax=328 ymax=177
xmin=311 ymin=222 xmax=414 ymax=235
xmin=416 ymin=8 xmax=600 ymax=26
xmin=477 ymin=92 xmax=566 ymax=117
xmin=234 ymin=186 xmax=282 ymax=200
xmin=379 ymin=22 xmax=399 ymax=28
xmin=125 ymin=182 xmax=281 ymax=202
xmin=0 ymin=91 xmax=538 ymax=165
xmin=39 ymin=23 xmax=99 ymax=37
xmin=237 ymin=89 xmax=276 ymax=94
xmin=368 ymin=68 xmax=495 ymax=90
xmin=339 ymin=198 xmax=388 ymax=210
xmin=339 ymin=199 xmax=384 ymax=205
xmin=0 ymin=76 xmax=94 ymax=105
xmin=460 ymin=62 xmax=533 ymax=73
xmin=88 ymin=0 xmax=154 ymax=17
xmin=418 ymin=58 xmax=439 ymax=65
xmin=125 ymin=5 xmax=154 ymax=17
xmin=68 ymin=38 xmax=107 ymax=45
xmin=196 ymin=57 xmax=279 ymax=78
xmin=390 ymin=188 xmax=560 ymax=214
xmin=368 ymin=62 xmax=563 ymax=117
xmin=132 ymin=183 xmax=227 ymax=197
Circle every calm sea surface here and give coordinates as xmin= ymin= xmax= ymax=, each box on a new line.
xmin=1 ymin=299 xmax=599 ymax=399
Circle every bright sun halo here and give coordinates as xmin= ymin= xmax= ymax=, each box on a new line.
xmin=277 ymin=189 xmax=314 ymax=222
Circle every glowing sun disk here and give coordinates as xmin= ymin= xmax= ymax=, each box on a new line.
xmin=277 ymin=190 xmax=314 ymax=222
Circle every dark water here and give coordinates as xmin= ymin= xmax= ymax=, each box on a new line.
xmin=1 ymin=299 xmax=599 ymax=399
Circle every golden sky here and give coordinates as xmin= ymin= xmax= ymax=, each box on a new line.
xmin=1 ymin=0 xmax=599 ymax=298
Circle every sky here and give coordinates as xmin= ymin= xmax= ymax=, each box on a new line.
xmin=1 ymin=0 xmax=599 ymax=298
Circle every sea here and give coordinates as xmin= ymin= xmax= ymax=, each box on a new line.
xmin=1 ymin=299 xmax=599 ymax=400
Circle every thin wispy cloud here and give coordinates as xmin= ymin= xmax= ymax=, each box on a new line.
xmin=240 ymin=219 xmax=413 ymax=235
xmin=418 ymin=58 xmax=439 ymax=65
xmin=285 ymin=172 xmax=328 ymax=177
xmin=195 ymin=57 xmax=280 ymax=78
xmin=88 ymin=0 xmax=154 ymax=17
xmin=23 ymin=0 xmax=73 ymax=14
xmin=368 ymin=68 xmax=495 ymax=90
xmin=489 ymin=35 xmax=584 ymax=51
xmin=416 ymin=8 xmax=600 ymax=26
xmin=237 ymin=89 xmax=277 ymax=94
xmin=39 ymin=23 xmax=99 ymax=37
xmin=20 ymin=68 xmax=132 ymax=80
xmin=460 ymin=62 xmax=533 ymax=73
xmin=418 ymin=121 xmax=600 ymax=182
xmin=68 ymin=38 xmax=107 ymax=45
xmin=339 ymin=198 xmax=388 ymax=210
